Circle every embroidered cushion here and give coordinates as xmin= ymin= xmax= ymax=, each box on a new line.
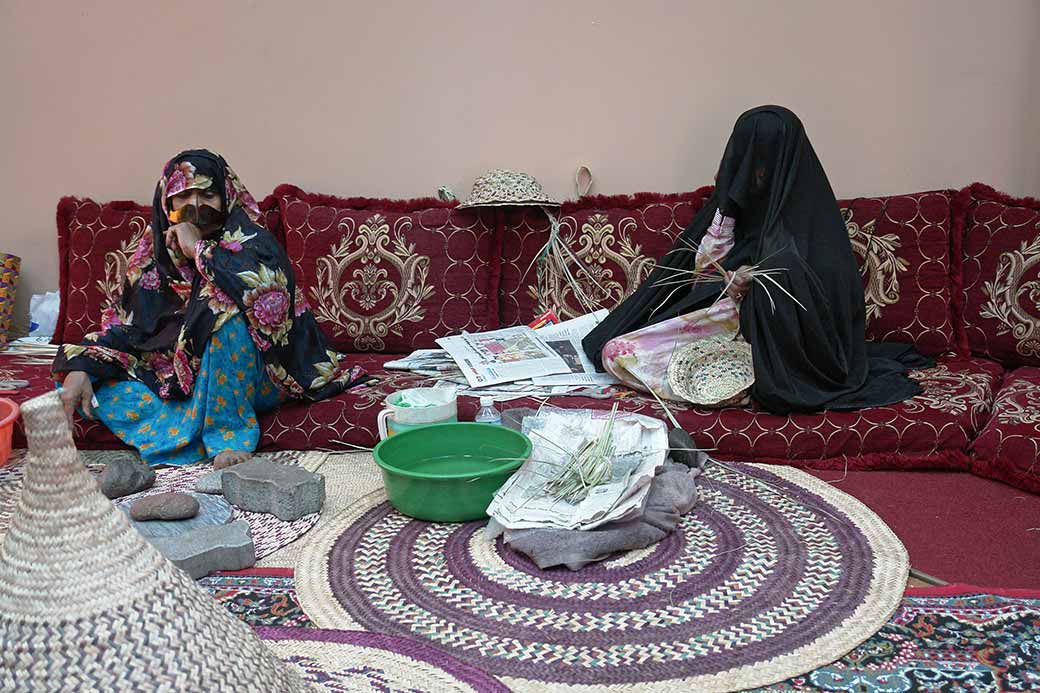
xmin=275 ymin=184 xmax=499 ymax=353
xmin=54 ymin=195 xmax=283 ymax=346
xmin=498 ymin=189 xmax=714 ymax=326
xmin=970 ymin=367 xmax=1040 ymax=494
xmin=837 ymin=190 xmax=961 ymax=356
xmin=956 ymin=184 xmax=1040 ymax=367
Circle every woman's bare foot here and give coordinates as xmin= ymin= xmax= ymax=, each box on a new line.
xmin=213 ymin=451 xmax=252 ymax=469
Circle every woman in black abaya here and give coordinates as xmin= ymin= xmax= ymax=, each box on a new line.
xmin=583 ymin=106 xmax=930 ymax=414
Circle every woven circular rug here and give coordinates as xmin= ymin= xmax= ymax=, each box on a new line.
xmin=0 ymin=449 xmax=325 ymax=560
xmin=258 ymin=627 xmax=510 ymax=692
xmin=296 ymin=462 xmax=909 ymax=692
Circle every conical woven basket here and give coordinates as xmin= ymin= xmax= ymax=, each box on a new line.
xmin=0 ymin=391 xmax=309 ymax=692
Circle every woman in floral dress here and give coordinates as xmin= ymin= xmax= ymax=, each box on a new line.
xmin=54 ymin=150 xmax=365 ymax=467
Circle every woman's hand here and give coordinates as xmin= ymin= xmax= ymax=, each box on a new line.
xmin=723 ymin=265 xmax=755 ymax=302
xmin=165 ymin=222 xmax=202 ymax=259
xmin=59 ymin=371 xmax=95 ymax=428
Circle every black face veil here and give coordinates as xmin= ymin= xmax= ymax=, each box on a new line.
xmin=583 ymin=106 xmax=929 ymax=414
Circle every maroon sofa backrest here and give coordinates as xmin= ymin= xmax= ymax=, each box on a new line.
xmin=274 ymin=184 xmax=500 ymax=354
xmin=497 ymin=187 xmax=963 ymax=357
xmin=496 ymin=189 xmax=714 ymax=327
xmin=955 ymin=183 xmax=1040 ymax=367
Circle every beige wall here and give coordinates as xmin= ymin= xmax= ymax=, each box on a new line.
xmin=2 ymin=0 xmax=1038 ymax=332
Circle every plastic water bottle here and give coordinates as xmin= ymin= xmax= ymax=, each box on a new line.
xmin=474 ymin=397 xmax=502 ymax=425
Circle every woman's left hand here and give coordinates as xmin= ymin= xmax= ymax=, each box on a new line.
xmin=165 ymin=222 xmax=202 ymax=259
xmin=723 ymin=265 xmax=755 ymax=302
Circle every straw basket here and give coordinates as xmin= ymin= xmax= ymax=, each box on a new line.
xmin=668 ymin=337 xmax=754 ymax=408
xmin=0 ymin=254 xmax=19 ymax=346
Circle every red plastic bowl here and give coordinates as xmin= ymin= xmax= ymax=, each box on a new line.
xmin=0 ymin=397 xmax=20 ymax=466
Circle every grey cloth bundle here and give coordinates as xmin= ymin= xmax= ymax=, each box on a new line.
xmin=487 ymin=460 xmax=701 ymax=571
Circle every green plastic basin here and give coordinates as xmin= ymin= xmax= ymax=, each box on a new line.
xmin=372 ymin=422 xmax=532 ymax=522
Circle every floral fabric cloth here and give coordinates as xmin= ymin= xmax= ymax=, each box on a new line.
xmin=94 ymin=314 xmax=284 ymax=466
xmin=52 ymin=150 xmax=366 ymax=404
xmin=602 ymin=210 xmax=740 ymax=399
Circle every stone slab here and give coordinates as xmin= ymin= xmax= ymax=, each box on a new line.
xmin=221 ymin=460 xmax=325 ymax=522
xmin=194 ymin=469 xmax=226 ymax=495
xmin=151 ymin=519 xmax=255 ymax=579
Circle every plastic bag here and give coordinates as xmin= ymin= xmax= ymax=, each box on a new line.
xmin=28 ymin=291 xmax=60 ymax=338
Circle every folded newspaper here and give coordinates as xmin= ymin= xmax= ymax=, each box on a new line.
xmin=434 ymin=310 xmax=618 ymax=389
xmin=487 ymin=407 xmax=668 ymax=531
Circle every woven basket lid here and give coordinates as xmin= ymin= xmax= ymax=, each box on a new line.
xmin=667 ymin=336 xmax=755 ymax=407
xmin=458 ymin=169 xmax=561 ymax=208
xmin=0 ymin=391 xmax=309 ymax=692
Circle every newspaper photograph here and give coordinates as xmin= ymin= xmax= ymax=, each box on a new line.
xmin=530 ymin=309 xmax=619 ymax=386
xmin=436 ymin=326 xmax=571 ymax=388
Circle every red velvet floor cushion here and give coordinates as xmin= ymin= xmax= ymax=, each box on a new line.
xmin=267 ymin=354 xmax=1003 ymax=466
xmin=54 ymin=195 xmax=283 ymax=346
xmin=957 ymin=183 xmax=1040 ymax=367
xmin=6 ymin=353 xmax=1002 ymax=470
xmin=275 ymin=184 xmax=499 ymax=353
xmin=970 ymin=367 xmax=1040 ymax=494
xmin=2 ymin=352 xmax=429 ymax=453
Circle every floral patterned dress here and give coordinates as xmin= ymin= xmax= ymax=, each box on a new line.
xmin=602 ymin=210 xmax=740 ymax=400
xmin=53 ymin=150 xmax=366 ymax=464
xmin=92 ymin=313 xmax=284 ymax=465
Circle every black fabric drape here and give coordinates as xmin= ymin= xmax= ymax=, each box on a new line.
xmin=583 ymin=106 xmax=930 ymax=414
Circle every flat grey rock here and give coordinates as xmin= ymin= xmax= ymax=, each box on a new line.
xmin=195 ymin=469 xmax=226 ymax=495
xmin=151 ymin=520 xmax=255 ymax=579
xmin=222 ymin=460 xmax=325 ymax=522
xmin=99 ymin=457 xmax=155 ymax=499
xmin=119 ymin=493 xmax=233 ymax=539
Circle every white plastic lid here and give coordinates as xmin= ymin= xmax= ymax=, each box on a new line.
xmin=479 ymin=396 xmax=494 ymax=407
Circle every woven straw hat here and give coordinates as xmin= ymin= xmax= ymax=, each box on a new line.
xmin=668 ymin=336 xmax=755 ymax=408
xmin=458 ymin=169 xmax=561 ymax=208
xmin=0 ymin=392 xmax=309 ymax=692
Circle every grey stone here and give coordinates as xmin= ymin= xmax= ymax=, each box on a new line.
xmin=129 ymin=492 xmax=199 ymax=521
xmin=195 ymin=469 xmax=226 ymax=495
xmin=119 ymin=493 xmax=233 ymax=538
xmin=151 ymin=520 xmax=256 ymax=579
xmin=99 ymin=457 xmax=156 ymax=499
xmin=222 ymin=460 xmax=325 ymax=522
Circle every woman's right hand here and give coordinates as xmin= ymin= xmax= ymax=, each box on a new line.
xmin=723 ymin=265 xmax=755 ymax=302
xmin=164 ymin=222 xmax=202 ymax=259
xmin=59 ymin=371 xmax=95 ymax=428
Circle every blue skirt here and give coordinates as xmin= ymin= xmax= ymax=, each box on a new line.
xmin=93 ymin=314 xmax=284 ymax=466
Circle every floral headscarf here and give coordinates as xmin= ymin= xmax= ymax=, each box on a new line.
xmin=54 ymin=149 xmax=366 ymax=402
xmin=159 ymin=153 xmax=261 ymax=222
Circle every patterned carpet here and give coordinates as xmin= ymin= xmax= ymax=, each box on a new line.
xmin=202 ymin=572 xmax=1040 ymax=692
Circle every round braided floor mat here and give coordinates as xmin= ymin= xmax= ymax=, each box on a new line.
xmin=259 ymin=627 xmax=510 ymax=692
xmin=295 ymin=462 xmax=908 ymax=691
